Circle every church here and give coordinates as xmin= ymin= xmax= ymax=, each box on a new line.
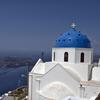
xmin=28 ymin=23 xmax=100 ymax=100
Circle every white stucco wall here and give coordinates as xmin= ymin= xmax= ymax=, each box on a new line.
xmin=80 ymin=82 xmax=100 ymax=98
xmin=60 ymin=63 xmax=92 ymax=81
xmin=28 ymin=61 xmax=93 ymax=100
xmin=52 ymin=48 xmax=75 ymax=63
xmin=75 ymin=48 xmax=93 ymax=64
xmin=40 ymin=64 xmax=80 ymax=98
xmin=28 ymin=74 xmax=32 ymax=100
xmin=28 ymin=73 xmax=43 ymax=100
xmin=52 ymin=48 xmax=93 ymax=64
xmin=92 ymin=67 xmax=100 ymax=81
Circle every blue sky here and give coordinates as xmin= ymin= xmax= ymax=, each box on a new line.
xmin=0 ymin=0 xmax=100 ymax=56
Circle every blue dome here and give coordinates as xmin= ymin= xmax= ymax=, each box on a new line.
xmin=55 ymin=28 xmax=91 ymax=48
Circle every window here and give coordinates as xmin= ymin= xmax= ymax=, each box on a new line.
xmin=64 ymin=52 xmax=68 ymax=62
xmin=80 ymin=52 xmax=84 ymax=62
xmin=54 ymin=52 xmax=55 ymax=61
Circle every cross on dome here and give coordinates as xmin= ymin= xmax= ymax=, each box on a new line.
xmin=71 ymin=23 xmax=76 ymax=28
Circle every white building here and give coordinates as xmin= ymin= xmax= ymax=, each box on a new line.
xmin=28 ymin=23 xmax=100 ymax=100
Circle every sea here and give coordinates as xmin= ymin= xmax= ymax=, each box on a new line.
xmin=0 ymin=66 xmax=32 ymax=96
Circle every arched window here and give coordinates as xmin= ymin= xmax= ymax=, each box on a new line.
xmin=54 ymin=52 xmax=55 ymax=61
xmin=64 ymin=52 xmax=68 ymax=62
xmin=80 ymin=52 xmax=84 ymax=62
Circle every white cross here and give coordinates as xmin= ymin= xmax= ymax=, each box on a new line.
xmin=71 ymin=23 xmax=76 ymax=28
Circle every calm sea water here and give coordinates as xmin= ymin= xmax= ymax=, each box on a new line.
xmin=0 ymin=66 xmax=29 ymax=95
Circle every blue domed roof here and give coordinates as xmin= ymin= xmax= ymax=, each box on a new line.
xmin=55 ymin=28 xmax=91 ymax=48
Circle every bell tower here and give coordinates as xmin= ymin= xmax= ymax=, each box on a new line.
xmin=52 ymin=24 xmax=93 ymax=64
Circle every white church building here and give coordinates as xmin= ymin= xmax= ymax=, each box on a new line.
xmin=28 ymin=23 xmax=100 ymax=100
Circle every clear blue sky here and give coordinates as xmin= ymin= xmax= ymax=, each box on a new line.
xmin=0 ymin=0 xmax=100 ymax=56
